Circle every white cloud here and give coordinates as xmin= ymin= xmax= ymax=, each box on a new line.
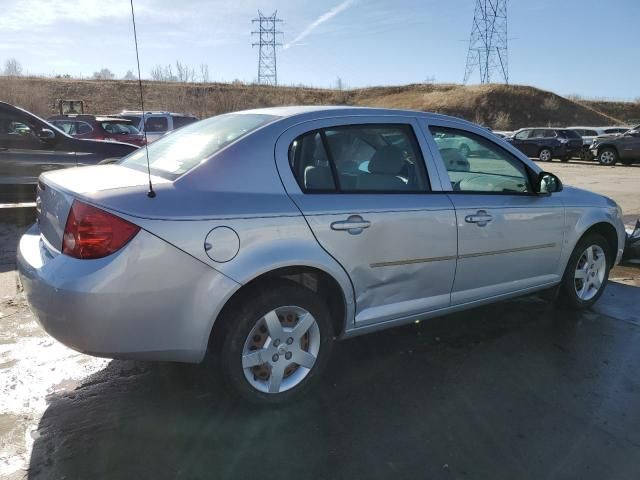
xmin=284 ymin=0 xmax=356 ymax=49
xmin=0 ymin=0 xmax=149 ymax=31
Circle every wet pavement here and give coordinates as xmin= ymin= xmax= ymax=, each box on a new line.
xmin=1 ymin=211 xmax=640 ymax=480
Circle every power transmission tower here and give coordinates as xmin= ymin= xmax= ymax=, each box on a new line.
xmin=252 ymin=10 xmax=283 ymax=86
xmin=463 ymin=0 xmax=509 ymax=84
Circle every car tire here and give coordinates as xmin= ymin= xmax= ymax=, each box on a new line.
xmin=218 ymin=280 xmax=334 ymax=405
xmin=559 ymin=233 xmax=611 ymax=310
xmin=597 ymin=147 xmax=618 ymax=166
xmin=538 ymin=148 xmax=552 ymax=162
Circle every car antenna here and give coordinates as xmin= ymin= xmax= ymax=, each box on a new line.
xmin=129 ymin=0 xmax=155 ymax=198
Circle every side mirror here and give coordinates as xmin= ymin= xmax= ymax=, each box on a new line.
xmin=38 ymin=128 xmax=56 ymax=142
xmin=536 ymin=171 xmax=563 ymax=195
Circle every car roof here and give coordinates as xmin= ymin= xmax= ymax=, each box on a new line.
xmin=232 ymin=105 xmax=483 ymax=128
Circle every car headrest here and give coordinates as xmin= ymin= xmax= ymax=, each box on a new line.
xmin=439 ymin=148 xmax=470 ymax=172
xmin=368 ymin=146 xmax=405 ymax=175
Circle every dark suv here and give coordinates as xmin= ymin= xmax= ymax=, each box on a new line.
xmin=507 ymin=128 xmax=583 ymax=162
xmin=590 ymin=125 xmax=640 ymax=166
xmin=0 ymin=102 xmax=137 ymax=203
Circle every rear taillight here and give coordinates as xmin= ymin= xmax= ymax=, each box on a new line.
xmin=62 ymin=200 xmax=140 ymax=259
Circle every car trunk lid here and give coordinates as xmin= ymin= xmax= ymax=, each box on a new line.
xmin=37 ymin=164 xmax=169 ymax=250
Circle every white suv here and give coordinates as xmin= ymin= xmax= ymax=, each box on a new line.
xmin=117 ymin=111 xmax=198 ymax=143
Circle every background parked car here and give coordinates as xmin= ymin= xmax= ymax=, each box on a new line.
xmin=48 ymin=114 xmax=146 ymax=147
xmin=567 ymin=126 xmax=630 ymax=161
xmin=0 ymin=101 xmax=137 ymax=203
xmin=590 ymin=124 xmax=640 ymax=166
xmin=115 ymin=110 xmax=198 ymax=143
xmin=492 ymin=130 xmax=513 ymax=139
xmin=506 ymin=128 xmax=583 ymax=162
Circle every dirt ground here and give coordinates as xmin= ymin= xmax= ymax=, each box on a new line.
xmin=1 ymin=161 xmax=639 ymax=479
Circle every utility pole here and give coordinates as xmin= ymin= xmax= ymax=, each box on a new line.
xmin=463 ymin=0 xmax=509 ymax=84
xmin=252 ymin=10 xmax=283 ymax=86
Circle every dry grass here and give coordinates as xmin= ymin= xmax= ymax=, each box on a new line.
xmin=0 ymin=76 xmax=628 ymax=129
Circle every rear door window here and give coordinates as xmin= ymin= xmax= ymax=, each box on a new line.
xmin=289 ymin=124 xmax=429 ymax=193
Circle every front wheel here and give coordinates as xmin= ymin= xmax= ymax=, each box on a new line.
xmin=559 ymin=233 xmax=611 ymax=309
xmin=598 ymin=148 xmax=617 ymax=166
xmin=219 ymin=280 xmax=334 ymax=404
xmin=538 ymin=148 xmax=552 ymax=162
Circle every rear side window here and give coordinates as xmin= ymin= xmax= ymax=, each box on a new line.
xmin=120 ymin=113 xmax=276 ymax=179
xmin=584 ymin=130 xmax=598 ymax=136
xmin=289 ymin=124 xmax=430 ymax=193
xmin=145 ymin=117 xmax=168 ymax=133
xmin=558 ymin=129 xmax=580 ymax=139
xmin=543 ymin=129 xmax=556 ymax=138
xmin=173 ymin=116 xmax=197 ymax=129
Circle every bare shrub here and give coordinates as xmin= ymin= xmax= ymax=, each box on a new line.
xmin=93 ymin=68 xmax=115 ymax=80
xmin=492 ymin=111 xmax=511 ymax=130
xmin=4 ymin=58 xmax=23 ymax=76
xmin=542 ymin=95 xmax=560 ymax=111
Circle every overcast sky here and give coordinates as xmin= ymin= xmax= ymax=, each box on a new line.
xmin=1 ymin=0 xmax=638 ymax=99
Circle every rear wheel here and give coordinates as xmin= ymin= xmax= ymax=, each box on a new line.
xmin=218 ymin=280 xmax=334 ymax=404
xmin=538 ymin=148 xmax=552 ymax=162
xmin=559 ymin=233 xmax=611 ymax=309
xmin=598 ymin=148 xmax=617 ymax=166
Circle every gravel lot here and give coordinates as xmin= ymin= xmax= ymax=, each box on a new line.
xmin=1 ymin=161 xmax=639 ymax=480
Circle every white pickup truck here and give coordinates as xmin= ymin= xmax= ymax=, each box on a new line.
xmin=116 ymin=111 xmax=198 ymax=143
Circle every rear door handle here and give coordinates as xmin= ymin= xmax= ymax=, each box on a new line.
xmin=465 ymin=210 xmax=493 ymax=227
xmin=331 ymin=215 xmax=371 ymax=235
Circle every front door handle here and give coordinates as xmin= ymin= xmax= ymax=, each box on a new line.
xmin=331 ymin=215 xmax=371 ymax=235
xmin=465 ymin=210 xmax=493 ymax=227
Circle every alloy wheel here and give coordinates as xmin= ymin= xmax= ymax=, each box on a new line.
xmin=539 ymin=149 xmax=551 ymax=162
xmin=242 ymin=306 xmax=321 ymax=394
xmin=574 ymin=245 xmax=606 ymax=301
xmin=599 ymin=150 xmax=615 ymax=165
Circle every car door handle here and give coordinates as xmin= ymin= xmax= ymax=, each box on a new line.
xmin=465 ymin=210 xmax=493 ymax=226
xmin=331 ymin=215 xmax=371 ymax=235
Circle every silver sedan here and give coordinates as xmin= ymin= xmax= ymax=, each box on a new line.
xmin=18 ymin=107 xmax=626 ymax=404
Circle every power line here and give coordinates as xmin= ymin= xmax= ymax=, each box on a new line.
xmin=464 ymin=0 xmax=509 ymax=84
xmin=251 ymin=10 xmax=283 ymax=86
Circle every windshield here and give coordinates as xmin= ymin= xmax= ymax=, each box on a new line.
xmin=119 ymin=113 xmax=277 ymax=179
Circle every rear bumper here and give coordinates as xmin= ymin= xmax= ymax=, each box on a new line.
xmin=17 ymin=223 xmax=239 ymax=363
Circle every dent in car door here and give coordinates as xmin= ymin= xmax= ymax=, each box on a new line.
xmin=275 ymin=117 xmax=457 ymax=327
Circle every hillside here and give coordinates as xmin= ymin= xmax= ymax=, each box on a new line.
xmin=577 ymin=99 xmax=640 ymax=124
xmin=0 ymin=76 xmax=630 ymax=130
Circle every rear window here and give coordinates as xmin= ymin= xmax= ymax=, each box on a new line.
xmin=119 ymin=113 xmax=277 ymax=179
